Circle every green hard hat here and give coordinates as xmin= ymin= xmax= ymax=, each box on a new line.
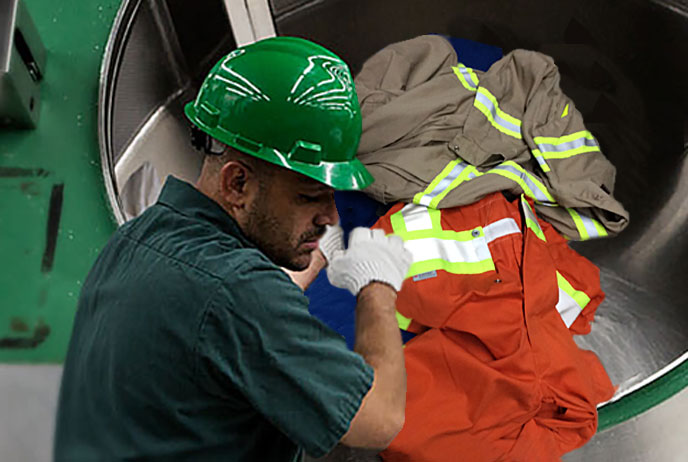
xmin=184 ymin=36 xmax=373 ymax=191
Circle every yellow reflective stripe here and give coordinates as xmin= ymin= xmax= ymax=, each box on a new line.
xmin=404 ymin=233 xmax=492 ymax=270
xmin=567 ymin=208 xmax=608 ymax=240
xmin=521 ymin=196 xmax=546 ymax=241
xmin=524 ymin=216 xmax=545 ymax=241
xmin=474 ymin=87 xmax=523 ymax=139
xmin=524 ymin=216 xmax=546 ymax=241
xmin=533 ymin=130 xmax=601 ymax=160
xmin=512 ymin=163 xmax=555 ymax=203
xmin=486 ymin=167 xmax=533 ymax=198
xmin=391 ymin=206 xmax=443 ymax=236
xmin=465 ymin=65 xmax=479 ymax=88
xmin=408 ymin=258 xmax=495 ymax=278
xmin=477 ymin=87 xmax=522 ymax=127
xmin=414 ymin=158 xmax=480 ymax=207
xmin=396 ymin=311 xmax=412 ymax=330
xmin=534 ymin=130 xmax=595 ymax=145
xmin=567 ymin=208 xmax=589 ymax=240
xmin=413 ymin=159 xmax=462 ymax=205
xmin=487 ymin=161 xmax=556 ymax=204
xmin=390 ymin=209 xmax=408 ymax=235
xmin=395 ymin=227 xmax=481 ymax=242
xmin=452 ymin=63 xmax=479 ymax=92
xmin=416 ymin=157 xmax=558 ymax=209
xmin=530 ymin=148 xmax=552 ymax=173
xmin=541 ymin=145 xmax=600 ymax=160
xmin=391 ymin=205 xmax=479 ymax=241
xmin=428 ymin=165 xmax=478 ymax=208
xmin=592 ymin=218 xmax=609 ymax=238
xmin=556 ymin=271 xmax=591 ymax=311
xmin=561 ymin=103 xmax=569 ymax=118
xmin=429 ymin=207 xmax=443 ymax=230
xmin=391 ymin=206 xmax=495 ymax=277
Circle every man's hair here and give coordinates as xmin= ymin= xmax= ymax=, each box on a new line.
xmin=203 ymin=144 xmax=275 ymax=190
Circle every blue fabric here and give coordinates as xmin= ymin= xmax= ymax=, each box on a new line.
xmin=306 ymin=37 xmax=504 ymax=349
xmin=441 ymin=35 xmax=503 ymax=72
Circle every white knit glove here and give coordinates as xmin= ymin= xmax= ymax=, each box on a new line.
xmin=327 ymin=227 xmax=413 ymax=295
xmin=318 ymin=225 xmax=345 ymax=264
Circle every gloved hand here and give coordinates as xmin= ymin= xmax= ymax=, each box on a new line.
xmin=318 ymin=225 xmax=345 ymax=264
xmin=327 ymin=227 xmax=413 ymax=296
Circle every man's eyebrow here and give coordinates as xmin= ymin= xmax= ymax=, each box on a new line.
xmin=300 ymin=188 xmax=334 ymax=196
xmin=297 ymin=177 xmax=332 ymax=191
xmin=297 ymin=175 xmax=320 ymax=185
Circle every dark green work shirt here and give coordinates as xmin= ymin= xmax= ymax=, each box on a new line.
xmin=54 ymin=177 xmax=374 ymax=461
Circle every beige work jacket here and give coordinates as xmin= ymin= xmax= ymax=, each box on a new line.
xmin=355 ymin=35 xmax=629 ymax=240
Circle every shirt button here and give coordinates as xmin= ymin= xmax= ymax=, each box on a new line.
xmin=471 ymin=229 xmax=481 ymax=237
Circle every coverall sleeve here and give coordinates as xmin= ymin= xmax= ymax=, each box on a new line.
xmin=196 ymin=254 xmax=374 ymax=457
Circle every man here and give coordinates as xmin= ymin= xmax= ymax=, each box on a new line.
xmin=54 ymin=36 xmax=412 ymax=461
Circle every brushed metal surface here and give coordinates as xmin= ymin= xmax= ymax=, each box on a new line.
xmin=99 ymin=0 xmax=234 ymax=222
xmin=109 ymin=0 xmax=187 ymax=164
xmin=564 ymin=385 xmax=688 ymax=462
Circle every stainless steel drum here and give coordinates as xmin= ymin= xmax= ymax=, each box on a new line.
xmin=99 ymin=0 xmax=688 ymax=460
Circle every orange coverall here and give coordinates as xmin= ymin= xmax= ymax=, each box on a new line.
xmin=374 ymin=193 xmax=615 ymax=461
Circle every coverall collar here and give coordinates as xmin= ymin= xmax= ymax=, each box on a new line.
xmin=157 ymin=176 xmax=255 ymax=248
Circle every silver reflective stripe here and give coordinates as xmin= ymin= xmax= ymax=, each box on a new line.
xmin=417 ymin=161 xmax=471 ymax=207
xmin=577 ymin=211 xmax=603 ymax=239
xmin=490 ymin=164 xmax=551 ymax=203
xmin=483 ymin=218 xmax=521 ymax=243
xmin=400 ymin=204 xmax=433 ymax=231
xmin=454 ymin=63 xmax=479 ymax=91
xmin=522 ymin=198 xmax=539 ymax=224
xmin=531 ymin=151 xmax=551 ymax=173
xmin=536 ymin=136 xmax=599 ymax=157
xmin=474 ymin=90 xmax=522 ymax=137
xmin=556 ymin=288 xmax=581 ymax=328
xmin=404 ymin=236 xmax=492 ymax=264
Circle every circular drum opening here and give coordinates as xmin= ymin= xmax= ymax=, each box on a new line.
xmin=99 ymin=0 xmax=688 ymax=459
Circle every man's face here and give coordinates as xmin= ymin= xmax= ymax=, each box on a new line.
xmin=243 ymin=168 xmax=338 ymax=271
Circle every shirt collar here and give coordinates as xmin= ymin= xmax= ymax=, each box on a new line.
xmin=157 ymin=176 xmax=255 ymax=248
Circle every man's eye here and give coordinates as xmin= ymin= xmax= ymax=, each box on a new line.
xmin=299 ymin=194 xmax=319 ymax=203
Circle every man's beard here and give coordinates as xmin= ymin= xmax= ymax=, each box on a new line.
xmin=244 ymin=201 xmax=325 ymax=271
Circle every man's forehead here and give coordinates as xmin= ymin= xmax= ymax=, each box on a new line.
xmin=273 ymin=165 xmax=332 ymax=192
xmin=295 ymin=173 xmax=332 ymax=190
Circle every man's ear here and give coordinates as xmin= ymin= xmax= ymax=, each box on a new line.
xmin=219 ymin=161 xmax=254 ymax=209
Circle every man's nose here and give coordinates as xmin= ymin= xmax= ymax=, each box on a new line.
xmin=314 ymin=195 xmax=339 ymax=227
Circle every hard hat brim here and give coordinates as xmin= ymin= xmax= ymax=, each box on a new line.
xmin=185 ymin=102 xmax=374 ymax=191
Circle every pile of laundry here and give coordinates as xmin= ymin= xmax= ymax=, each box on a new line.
xmin=310 ymin=34 xmax=630 ymax=461
xmin=372 ymin=194 xmax=615 ymax=461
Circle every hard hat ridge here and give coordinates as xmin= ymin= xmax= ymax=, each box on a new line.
xmin=184 ymin=36 xmax=374 ymax=191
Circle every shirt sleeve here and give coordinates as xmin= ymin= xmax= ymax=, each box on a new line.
xmin=196 ymin=252 xmax=374 ymax=457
